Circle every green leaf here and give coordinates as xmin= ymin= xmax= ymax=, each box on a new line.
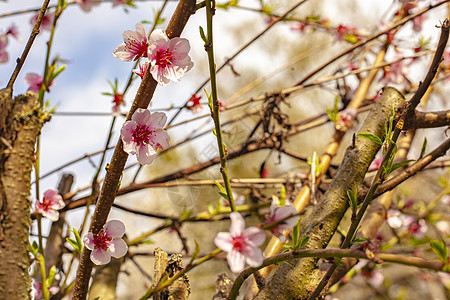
xmin=420 ymin=137 xmax=427 ymax=158
xmin=298 ymin=236 xmax=309 ymax=248
xmin=214 ymin=180 xmax=226 ymax=194
xmin=347 ymin=188 xmax=357 ymax=213
xmin=140 ymin=239 xmax=154 ymax=244
xmin=335 ymin=257 xmax=343 ymax=266
xmin=199 ymin=26 xmax=208 ymax=44
xmin=352 ymin=237 xmax=369 ymax=244
xmin=218 ymin=192 xmax=229 ymax=201
xmin=292 ymin=222 xmax=299 ymax=248
xmin=66 ymin=238 xmax=79 ymax=252
xmin=47 ymin=265 xmax=57 ymax=286
xmin=356 ymin=133 xmax=383 ymax=145
xmin=388 ymin=159 xmax=415 ymax=175
xmin=30 ymin=241 xmax=39 ymax=256
xmin=430 ymin=239 xmax=448 ymax=263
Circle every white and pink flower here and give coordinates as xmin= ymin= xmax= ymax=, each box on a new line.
xmin=214 ymin=212 xmax=265 ymax=273
xmin=75 ymin=0 xmax=101 ymax=12
xmin=147 ymin=29 xmax=193 ymax=86
xmin=113 ymin=23 xmax=149 ymax=62
xmin=25 ymin=72 xmax=44 ymax=93
xmin=121 ymin=108 xmax=170 ymax=165
xmin=35 ymin=189 xmax=65 ymax=222
xmin=83 ymin=220 xmax=128 ymax=265
xmin=263 ymin=200 xmax=299 ymax=242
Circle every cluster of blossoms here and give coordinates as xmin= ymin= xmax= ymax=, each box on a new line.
xmin=121 ymin=108 xmax=170 ymax=165
xmin=113 ymin=23 xmax=193 ymax=86
xmin=34 ymin=189 xmax=65 ymax=221
xmin=0 ymin=24 xmax=19 ymax=64
xmin=83 ymin=220 xmax=128 ymax=265
xmin=335 ymin=108 xmax=357 ymax=131
xmin=386 ymin=209 xmax=428 ymax=239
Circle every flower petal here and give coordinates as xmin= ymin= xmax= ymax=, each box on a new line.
xmin=214 ymin=232 xmax=233 ymax=252
xmin=227 ymin=250 xmax=246 ymax=273
xmin=229 ymin=212 xmax=245 ymax=236
xmin=42 ymin=209 xmax=59 ymax=222
xmin=121 ymin=121 xmax=137 ymax=155
xmin=148 ymin=112 xmax=167 ymax=129
xmin=150 ymin=129 xmax=170 ymax=150
xmin=108 ymin=238 xmax=128 ymax=258
xmin=131 ymin=108 xmax=151 ymax=124
xmin=104 ymin=220 xmax=126 ymax=238
xmin=244 ymin=227 xmax=266 ymax=246
xmin=244 ymin=246 xmax=264 ymax=268
xmin=83 ymin=232 xmax=96 ymax=250
xmin=136 ymin=144 xmax=156 ymax=165
xmin=90 ymin=248 xmax=111 ymax=265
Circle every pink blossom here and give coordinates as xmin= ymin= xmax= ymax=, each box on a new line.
xmin=25 ymin=72 xmax=54 ymax=93
xmin=336 ymin=108 xmax=357 ymax=131
xmin=147 ymin=29 xmax=193 ymax=86
xmin=380 ymin=56 xmax=411 ymax=84
xmin=30 ymin=12 xmax=55 ymax=32
xmin=187 ymin=94 xmax=203 ymax=113
xmin=113 ymin=0 xmax=126 ymax=7
xmin=83 ymin=220 xmax=128 ymax=265
xmin=263 ymin=200 xmax=299 ymax=242
xmin=113 ymin=23 xmax=149 ymax=62
xmin=35 ymin=189 xmax=65 ymax=222
xmin=214 ymin=212 xmax=265 ymax=273
xmin=121 ymin=108 xmax=170 ymax=165
xmin=32 ymin=280 xmax=59 ymax=299
xmin=368 ymin=155 xmax=383 ymax=171
xmin=408 ymin=219 xmax=428 ymax=239
xmin=386 ymin=209 xmax=414 ymax=230
xmin=133 ymin=61 xmax=150 ymax=78
xmin=412 ymin=14 xmax=426 ymax=32
xmin=0 ymin=35 xmax=8 ymax=63
xmin=75 ymin=0 xmax=101 ymax=12
xmin=5 ymin=24 xmax=19 ymax=40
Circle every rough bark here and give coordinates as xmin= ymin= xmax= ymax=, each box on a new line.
xmin=254 ymin=87 xmax=406 ymax=299
xmin=153 ymin=247 xmax=190 ymax=300
xmin=0 ymin=89 xmax=48 ymax=299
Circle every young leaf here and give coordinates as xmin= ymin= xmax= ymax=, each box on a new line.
xmin=388 ymin=159 xmax=415 ymax=175
xmin=430 ymin=239 xmax=448 ymax=263
xmin=199 ymin=26 xmax=208 ymax=44
xmin=66 ymin=238 xmax=80 ymax=252
xmin=352 ymin=237 xmax=369 ymax=244
xmin=298 ymin=236 xmax=309 ymax=248
xmin=47 ymin=265 xmax=57 ymax=286
xmin=347 ymin=188 xmax=357 ymax=213
xmin=420 ymin=137 xmax=427 ymax=158
xmin=335 ymin=257 xmax=343 ymax=266
xmin=356 ymin=133 xmax=383 ymax=145
xmin=218 ymin=192 xmax=229 ymax=201
xmin=214 ymin=180 xmax=226 ymax=194
xmin=292 ymin=221 xmax=299 ymax=248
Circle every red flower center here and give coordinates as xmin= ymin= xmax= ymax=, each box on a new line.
xmin=155 ymin=48 xmax=174 ymax=68
xmin=232 ymin=235 xmax=246 ymax=252
xmin=126 ymin=39 xmax=149 ymax=60
xmin=132 ymin=124 xmax=153 ymax=145
xmin=93 ymin=230 xmax=112 ymax=251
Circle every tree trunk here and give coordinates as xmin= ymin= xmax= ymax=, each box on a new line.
xmin=0 ymin=88 xmax=48 ymax=299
